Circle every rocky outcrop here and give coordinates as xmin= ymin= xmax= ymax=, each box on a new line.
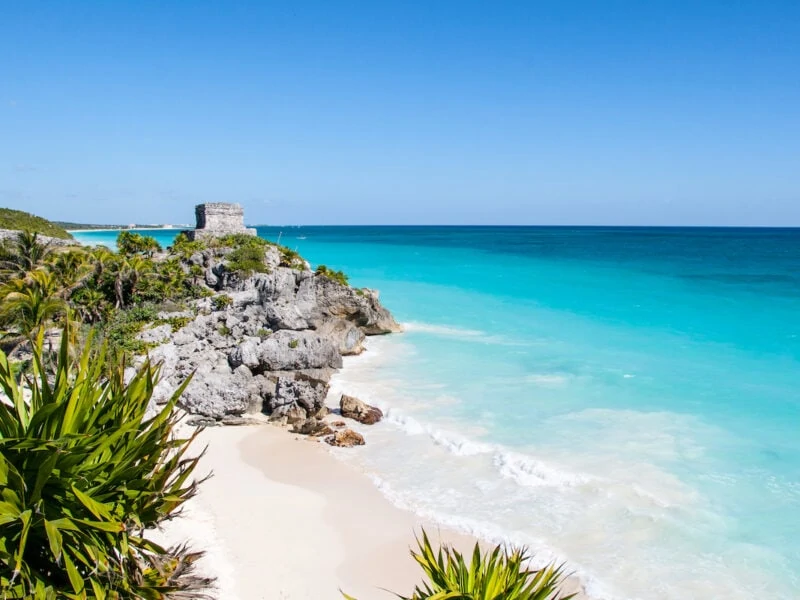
xmin=340 ymin=394 xmax=383 ymax=425
xmin=145 ymin=243 xmax=399 ymax=428
xmin=325 ymin=428 xmax=366 ymax=448
xmin=0 ymin=229 xmax=76 ymax=247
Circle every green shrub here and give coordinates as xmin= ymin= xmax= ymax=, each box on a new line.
xmin=218 ymin=324 xmax=231 ymax=336
xmin=0 ymin=326 xmax=210 ymax=598
xmin=170 ymin=232 xmax=205 ymax=259
xmin=288 ymin=338 xmax=299 ymax=349
xmin=163 ymin=315 xmax=192 ymax=332
xmin=256 ymin=328 xmax=271 ymax=338
xmin=117 ymin=231 xmax=162 ymax=257
xmin=343 ymin=529 xmax=571 ymax=600
xmin=226 ymin=245 xmax=268 ymax=277
xmin=315 ymin=265 xmax=349 ymax=286
xmin=102 ymin=304 xmax=160 ymax=358
xmin=213 ymin=234 xmax=267 ymax=251
xmin=211 ymin=294 xmax=233 ymax=311
xmin=276 ymin=246 xmax=305 ymax=269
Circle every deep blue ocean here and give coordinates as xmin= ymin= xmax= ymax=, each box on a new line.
xmin=73 ymin=226 xmax=800 ymax=599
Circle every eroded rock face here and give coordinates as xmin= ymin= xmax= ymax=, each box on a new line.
xmin=145 ymin=241 xmax=397 ymax=424
xmin=340 ymin=394 xmax=383 ymax=425
xmin=325 ymin=428 xmax=366 ymax=447
xmin=228 ymin=330 xmax=342 ymax=372
xmin=265 ymin=375 xmax=330 ymax=423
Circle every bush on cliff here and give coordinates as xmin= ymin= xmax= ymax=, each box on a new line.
xmin=0 ymin=325 xmax=210 ymax=598
xmin=226 ymin=244 xmax=269 ymax=277
xmin=343 ymin=529 xmax=571 ymax=600
xmin=315 ymin=264 xmax=349 ymax=286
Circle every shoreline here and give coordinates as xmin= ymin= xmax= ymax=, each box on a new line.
xmin=154 ymin=419 xmax=589 ymax=599
xmin=161 ymin=425 xmax=590 ymax=599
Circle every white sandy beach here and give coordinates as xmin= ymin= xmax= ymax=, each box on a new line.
xmin=153 ymin=422 xmax=588 ymax=600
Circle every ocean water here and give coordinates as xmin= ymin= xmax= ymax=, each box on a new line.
xmin=73 ymin=226 xmax=800 ymax=599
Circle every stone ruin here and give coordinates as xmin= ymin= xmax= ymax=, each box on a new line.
xmin=186 ymin=203 xmax=257 ymax=241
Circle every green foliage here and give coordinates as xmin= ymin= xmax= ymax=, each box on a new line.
xmin=0 ymin=269 xmax=68 ymax=339
xmin=169 ymin=232 xmax=205 ymax=259
xmin=275 ymin=245 xmax=304 ymax=269
xmin=101 ymin=304 xmax=160 ymax=359
xmin=288 ymin=338 xmax=299 ymax=349
xmin=256 ymin=328 xmax=271 ymax=338
xmin=117 ymin=231 xmax=162 ymax=257
xmin=0 ymin=325 xmax=210 ymax=598
xmin=217 ymin=325 xmax=231 ymax=337
xmin=315 ymin=264 xmax=349 ymax=286
xmin=1 ymin=231 xmax=57 ymax=280
xmin=344 ymin=529 xmax=571 ymax=600
xmin=211 ymin=294 xmax=233 ymax=311
xmin=226 ymin=245 xmax=268 ymax=277
xmin=0 ymin=207 xmax=73 ymax=239
xmin=162 ymin=315 xmax=192 ymax=332
xmin=213 ymin=234 xmax=267 ymax=251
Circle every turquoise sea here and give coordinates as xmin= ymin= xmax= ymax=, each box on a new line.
xmin=73 ymin=226 xmax=800 ymax=599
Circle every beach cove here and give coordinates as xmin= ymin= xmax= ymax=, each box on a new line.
xmin=72 ymin=225 xmax=800 ymax=599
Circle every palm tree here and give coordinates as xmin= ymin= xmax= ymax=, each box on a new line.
xmin=48 ymin=248 xmax=93 ymax=297
xmin=70 ymin=286 xmax=108 ymax=324
xmin=108 ymin=255 xmax=131 ymax=308
xmin=0 ymin=231 xmax=54 ymax=279
xmin=0 ymin=269 xmax=67 ymax=340
xmin=127 ymin=255 xmax=154 ymax=299
xmin=90 ymin=245 xmax=115 ymax=279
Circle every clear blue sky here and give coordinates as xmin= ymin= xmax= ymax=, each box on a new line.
xmin=2 ymin=1 xmax=799 ymax=226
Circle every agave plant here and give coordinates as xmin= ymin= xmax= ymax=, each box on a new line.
xmin=344 ymin=529 xmax=573 ymax=600
xmin=0 ymin=323 xmax=212 ymax=598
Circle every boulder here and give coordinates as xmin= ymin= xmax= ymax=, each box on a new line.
xmin=340 ymin=394 xmax=383 ymax=425
xmin=292 ymin=417 xmax=333 ymax=437
xmin=325 ymin=428 xmax=365 ymax=448
xmin=266 ymin=375 xmax=330 ymax=422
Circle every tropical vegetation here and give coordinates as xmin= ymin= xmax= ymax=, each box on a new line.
xmin=0 ymin=209 xmax=73 ymax=240
xmin=0 ymin=325 xmax=211 ymax=598
xmin=315 ymin=265 xmax=349 ymax=286
xmin=344 ymin=530 xmax=573 ymax=600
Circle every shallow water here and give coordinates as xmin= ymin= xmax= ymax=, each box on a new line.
xmin=74 ymin=226 xmax=800 ymax=598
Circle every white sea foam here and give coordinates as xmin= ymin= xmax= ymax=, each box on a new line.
xmin=493 ymin=450 xmax=593 ymax=488
xmin=524 ymin=372 xmax=572 ymax=386
xmin=403 ymin=321 xmax=486 ymax=337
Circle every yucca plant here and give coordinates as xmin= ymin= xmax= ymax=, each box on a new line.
xmin=0 ymin=322 xmax=212 ymax=598
xmin=344 ymin=529 xmax=573 ymax=600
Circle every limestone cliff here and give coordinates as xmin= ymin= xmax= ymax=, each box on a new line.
xmin=141 ymin=243 xmax=400 ymax=423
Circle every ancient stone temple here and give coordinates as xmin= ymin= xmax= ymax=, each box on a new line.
xmin=186 ymin=203 xmax=257 ymax=240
